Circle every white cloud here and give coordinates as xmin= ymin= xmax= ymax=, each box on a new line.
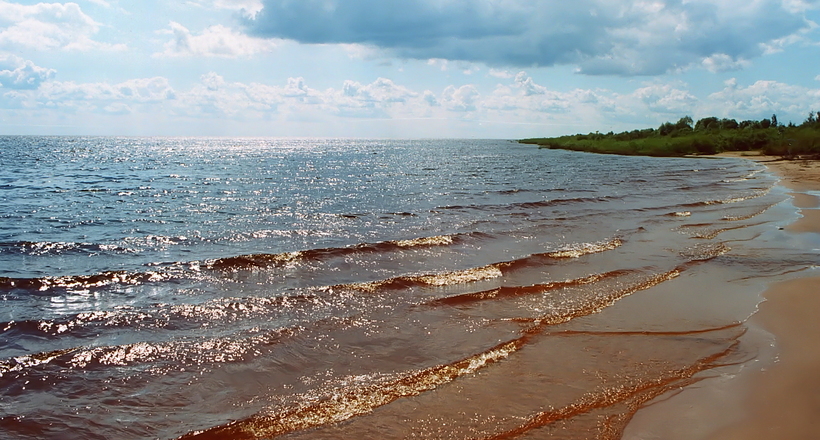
xmin=705 ymin=78 xmax=820 ymax=118
xmin=86 ymin=0 xmax=111 ymax=7
xmin=342 ymin=77 xmax=416 ymax=103
xmin=201 ymin=72 xmax=226 ymax=91
xmin=155 ymin=22 xmax=277 ymax=58
xmin=30 ymin=77 xmax=175 ymax=110
xmin=0 ymin=55 xmax=55 ymax=89
xmin=6 ymin=71 xmax=820 ymax=137
xmin=194 ymin=0 xmax=264 ymax=17
xmin=514 ymin=71 xmax=548 ymax=96
xmin=701 ymin=54 xmax=752 ymax=73
xmin=488 ymin=69 xmax=514 ymax=79
xmin=440 ymin=84 xmax=480 ymax=112
xmin=633 ymin=83 xmax=698 ymax=114
xmin=482 ymin=73 xmax=604 ymax=116
xmin=427 ymin=58 xmax=449 ymax=71
xmin=0 ymin=0 xmax=125 ymax=51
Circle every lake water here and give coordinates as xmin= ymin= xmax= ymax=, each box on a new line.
xmin=0 ymin=137 xmax=816 ymax=439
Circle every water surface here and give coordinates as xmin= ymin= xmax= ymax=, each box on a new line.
xmin=0 ymin=137 xmax=815 ymax=439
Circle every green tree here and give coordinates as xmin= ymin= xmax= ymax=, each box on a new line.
xmin=695 ymin=116 xmax=719 ymax=131
xmin=675 ymin=116 xmax=694 ymax=131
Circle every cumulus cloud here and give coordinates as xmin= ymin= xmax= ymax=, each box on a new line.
xmin=633 ymin=83 xmax=698 ymax=114
xmin=705 ymin=77 xmax=820 ymax=117
xmin=155 ymin=22 xmax=277 ymax=58
xmin=7 ymin=70 xmax=820 ymax=136
xmin=0 ymin=55 xmax=55 ymax=89
xmin=0 ymin=0 xmax=125 ymax=51
xmin=482 ymin=72 xmax=595 ymax=115
xmin=30 ymin=77 xmax=175 ymax=111
xmin=243 ymin=0 xmax=814 ymax=75
xmin=440 ymin=85 xmax=480 ymax=112
xmin=489 ymin=69 xmax=514 ymax=79
xmin=701 ymin=54 xmax=752 ymax=73
xmin=342 ymin=77 xmax=416 ymax=103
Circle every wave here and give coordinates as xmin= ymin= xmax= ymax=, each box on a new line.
xmin=424 ymin=245 xmax=730 ymax=324
xmin=327 ymin=238 xmax=624 ymax=293
xmin=0 ymin=326 xmax=298 ymax=379
xmin=722 ymin=168 xmax=766 ymax=183
xmin=678 ymin=242 xmax=731 ymax=262
xmin=678 ymin=221 xmax=757 ymax=239
xmin=478 ymin=337 xmax=742 ymax=440
xmin=0 ymin=291 xmax=331 ymax=343
xmin=427 ymin=269 xmax=637 ymax=307
xmin=328 ymin=265 xmax=505 ymax=293
xmin=205 ymin=233 xmax=472 ymax=271
xmin=681 ymin=188 xmax=771 ymax=208
xmin=433 ymin=196 xmax=624 ymax=212
xmin=2 ymin=234 xmax=622 ymax=295
xmin=543 ymin=238 xmax=623 ymax=259
xmin=0 ymin=240 xmax=136 ymax=256
xmin=0 ymin=233 xmax=476 ymax=293
xmin=177 ymin=292 xmax=742 ymax=440
xmin=0 ymin=347 xmax=79 ymax=378
xmin=178 ymin=339 xmax=524 ymax=439
xmin=0 ymin=270 xmax=178 ymax=293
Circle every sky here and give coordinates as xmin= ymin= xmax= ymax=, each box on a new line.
xmin=0 ymin=0 xmax=819 ymax=138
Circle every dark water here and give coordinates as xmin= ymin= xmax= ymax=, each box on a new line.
xmin=0 ymin=137 xmax=815 ymax=439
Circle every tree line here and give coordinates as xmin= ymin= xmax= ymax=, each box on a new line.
xmin=521 ymin=112 xmax=820 ymax=157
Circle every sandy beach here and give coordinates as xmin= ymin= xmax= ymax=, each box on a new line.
xmin=626 ymin=151 xmax=820 ymax=439
xmin=708 ymin=153 xmax=820 ymax=439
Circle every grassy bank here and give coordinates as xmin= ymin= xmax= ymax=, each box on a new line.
xmin=520 ymin=114 xmax=820 ymax=157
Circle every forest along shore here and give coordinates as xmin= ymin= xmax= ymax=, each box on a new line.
xmin=625 ymin=151 xmax=820 ymax=440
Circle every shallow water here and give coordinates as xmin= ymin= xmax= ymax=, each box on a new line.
xmin=0 ymin=137 xmax=815 ymax=439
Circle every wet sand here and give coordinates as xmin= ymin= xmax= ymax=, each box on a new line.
xmin=708 ymin=153 xmax=820 ymax=439
xmin=625 ymin=151 xmax=820 ymax=440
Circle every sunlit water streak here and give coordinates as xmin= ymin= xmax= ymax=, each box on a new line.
xmin=0 ymin=137 xmax=816 ymax=440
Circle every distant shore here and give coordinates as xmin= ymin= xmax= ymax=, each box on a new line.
xmin=625 ymin=150 xmax=820 ymax=439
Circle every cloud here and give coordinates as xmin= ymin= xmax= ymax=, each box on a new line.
xmin=482 ymin=72 xmax=601 ymax=115
xmin=243 ymin=0 xmax=815 ymax=75
xmin=342 ymin=77 xmax=416 ymax=103
xmin=488 ymin=69 xmax=514 ymax=79
xmin=701 ymin=54 xmax=752 ymax=73
xmin=86 ymin=0 xmax=111 ymax=7
xmin=633 ymin=83 xmax=698 ymax=114
xmin=440 ymin=85 xmax=480 ymax=112
xmin=6 ymin=70 xmax=820 ymax=137
xmin=155 ymin=21 xmax=277 ymax=58
xmin=514 ymin=71 xmax=548 ymax=96
xmin=30 ymin=77 xmax=175 ymax=110
xmin=0 ymin=0 xmax=125 ymax=51
xmin=194 ymin=0 xmax=264 ymax=17
xmin=0 ymin=55 xmax=55 ymax=89
xmin=705 ymin=77 xmax=820 ymax=118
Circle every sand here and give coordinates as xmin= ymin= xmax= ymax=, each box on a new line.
xmin=624 ymin=151 xmax=820 ymax=440
xmin=706 ymin=152 xmax=820 ymax=439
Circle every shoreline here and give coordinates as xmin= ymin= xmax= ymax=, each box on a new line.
xmin=624 ymin=151 xmax=820 ymax=439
